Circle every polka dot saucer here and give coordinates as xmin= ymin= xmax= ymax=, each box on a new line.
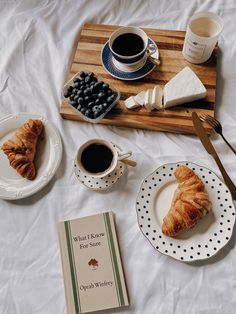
xmin=74 ymin=144 xmax=125 ymax=191
xmin=136 ymin=161 xmax=236 ymax=262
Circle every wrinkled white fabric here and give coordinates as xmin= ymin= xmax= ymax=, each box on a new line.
xmin=0 ymin=1 xmax=236 ymax=313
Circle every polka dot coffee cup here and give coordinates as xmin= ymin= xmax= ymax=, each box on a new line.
xmin=76 ymin=139 xmax=132 ymax=178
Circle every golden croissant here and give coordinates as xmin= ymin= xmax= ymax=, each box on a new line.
xmin=162 ymin=165 xmax=212 ymax=237
xmin=1 ymin=119 xmax=44 ymax=180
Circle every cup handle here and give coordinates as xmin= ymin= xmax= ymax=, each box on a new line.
xmin=117 ymin=151 xmax=132 ymax=161
xmin=146 ymin=44 xmax=157 ymax=56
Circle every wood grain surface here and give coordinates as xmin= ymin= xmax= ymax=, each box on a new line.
xmin=60 ymin=23 xmax=218 ymax=134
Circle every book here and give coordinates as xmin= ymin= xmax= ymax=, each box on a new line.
xmin=58 ymin=211 xmax=129 ymax=314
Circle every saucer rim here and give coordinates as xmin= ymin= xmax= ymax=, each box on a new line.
xmin=74 ymin=159 xmax=125 ymax=191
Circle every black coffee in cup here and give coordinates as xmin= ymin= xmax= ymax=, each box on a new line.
xmin=112 ymin=33 xmax=144 ymax=56
xmin=80 ymin=143 xmax=113 ymax=173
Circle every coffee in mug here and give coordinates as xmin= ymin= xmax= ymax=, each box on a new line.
xmin=81 ymin=143 xmax=113 ymax=174
xmin=112 ymin=33 xmax=144 ymax=56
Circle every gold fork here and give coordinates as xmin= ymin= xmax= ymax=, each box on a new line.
xmin=200 ymin=113 xmax=236 ymax=155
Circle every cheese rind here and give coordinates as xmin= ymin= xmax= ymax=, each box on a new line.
xmin=163 ymin=66 xmax=206 ymax=108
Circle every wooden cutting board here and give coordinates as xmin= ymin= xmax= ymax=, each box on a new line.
xmin=60 ymin=23 xmax=217 ymax=134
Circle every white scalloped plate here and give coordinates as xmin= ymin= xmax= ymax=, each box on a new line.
xmin=0 ymin=113 xmax=62 ymax=200
xmin=136 ymin=161 xmax=236 ymax=262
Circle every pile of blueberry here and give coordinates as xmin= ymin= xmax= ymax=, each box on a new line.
xmin=64 ymin=71 xmax=118 ymax=119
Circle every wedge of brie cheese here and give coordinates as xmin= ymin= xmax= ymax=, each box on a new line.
xmin=163 ymin=66 xmax=206 ymax=108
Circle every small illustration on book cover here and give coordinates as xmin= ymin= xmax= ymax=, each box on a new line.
xmin=88 ymin=258 xmax=98 ymax=269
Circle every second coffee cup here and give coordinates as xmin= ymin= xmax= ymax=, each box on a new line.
xmin=109 ymin=26 xmax=156 ymax=66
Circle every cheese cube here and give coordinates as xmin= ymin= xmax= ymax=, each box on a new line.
xmin=163 ymin=66 xmax=206 ymax=108
xmin=151 ymin=85 xmax=163 ymax=110
xmin=144 ymin=89 xmax=153 ymax=111
xmin=134 ymin=91 xmax=146 ymax=106
xmin=124 ymin=96 xmax=139 ymax=109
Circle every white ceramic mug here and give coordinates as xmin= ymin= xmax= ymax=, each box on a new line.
xmin=76 ymin=139 xmax=132 ymax=178
xmin=182 ymin=12 xmax=223 ymax=64
xmin=109 ymin=26 xmax=157 ymax=68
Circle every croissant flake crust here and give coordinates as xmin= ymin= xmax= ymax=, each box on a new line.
xmin=1 ymin=119 xmax=44 ymax=180
xmin=162 ymin=165 xmax=212 ymax=237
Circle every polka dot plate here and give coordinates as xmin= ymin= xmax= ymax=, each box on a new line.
xmin=101 ymin=38 xmax=158 ymax=80
xmin=136 ymin=161 xmax=236 ymax=262
xmin=74 ymin=144 xmax=125 ymax=191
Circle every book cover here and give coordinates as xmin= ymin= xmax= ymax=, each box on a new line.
xmin=58 ymin=211 xmax=129 ymax=314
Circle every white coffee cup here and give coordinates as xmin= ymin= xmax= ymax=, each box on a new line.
xmin=76 ymin=139 xmax=132 ymax=178
xmin=182 ymin=12 xmax=223 ymax=64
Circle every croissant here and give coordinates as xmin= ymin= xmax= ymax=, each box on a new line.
xmin=1 ymin=119 xmax=44 ymax=180
xmin=162 ymin=165 xmax=212 ymax=237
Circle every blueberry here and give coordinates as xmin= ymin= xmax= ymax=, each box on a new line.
xmin=67 ymin=86 xmax=73 ymax=93
xmin=91 ymin=85 xmax=97 ymax=93
xmin=95 ymin=98 xmax=100 ymax=105
xmin=107 ymin=96 xmax=113 ymax=104
xmin=94 ymin=109 xmax=102 ymax=118
xmin=84 ymin=89 xmax=91 ymax=96
xmin=77 ymin=104 xmax=82 ymax=111
xmin=74 ymin=95 xmax=79 ymax=102
xmin=92 ymin=77 xmax=98 ymax=83
xmin=107 ymin=88 xmax=112 ymax=96
xmin=88 ymin=101 xmax=95 ymax=109
xmin=80 ymin=71 xmax=86 ymax=78
xmin=77 ymin=90 xmax=84 ymax=97
xmin=85 ymin=76 xmax=91 ymax=83
xmin=90 ymin=85 xmax=96 ymax=93
xmin=109 ymin=93 xmax=117 ymax=101
xmin=88 ymin=72 xmax=94 ymax=78
xmin=102 ymin=83 xmax=109 ymax=91
xmin=94 ymin=82 xmax=100 ymax=90
xmin=79 ymin=84 xmax=86 ymax=91
xmin=77 ymin=97 xmax=84 ymax=104
xmin=98 ymin=92 xmax=105 ymax=99
xmin=69 ymin=94 xmax=75 ymax=101
xmin=102 ymin=102 xmax=109 ymax=109
xmin=92 ymin=93 xmax=98 ymax=99
xmin=84 ymin=96 xmax=92 ymax=103
xmin=98 ymin=104 xmax=103 ymax=111
xmin=74 ymin=81 xmax=80 ymax=88
xmin=81 ymin=107 xmax=86 ymax=114
xmin=85 ymin=109 xmax=92 ymax=117
xmin=70 ymin=100 xmax=77 ymax=107
xmin=64 ymin=90 xmax=70 ymax=98
xmin=92 ymin=105 xmax=99 ymax=112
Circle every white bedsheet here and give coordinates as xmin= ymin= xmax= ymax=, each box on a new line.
xmin=1 ymin=0 xmax=236 ymax=313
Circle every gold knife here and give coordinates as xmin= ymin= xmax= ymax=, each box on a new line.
xmin=192 ymin=112 xmax=236 ymax=199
